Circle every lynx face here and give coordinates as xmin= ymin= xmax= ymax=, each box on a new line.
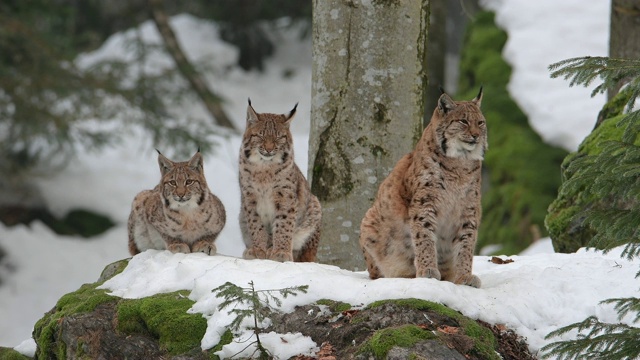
xmin=242 ymin=102 xmax=296 ymax=165
xmin=158 ymin=152 xmax=207 ymax=210
xmin=437 ymin=93 xmax=487 ymax=161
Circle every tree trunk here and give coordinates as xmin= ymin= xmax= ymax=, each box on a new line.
xmin=148 ymin=0 xmax=238 ymax=132
xmin=309 ymin=0 xmax=429 ymax=271
xmin=424 ymin=0 xmax=445 ymax=126
xmin=608 ymin=0 xmax=640 ymax=99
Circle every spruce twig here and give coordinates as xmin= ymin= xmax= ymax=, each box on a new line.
xmin=212 ymin=281 xmax=309 ymax=359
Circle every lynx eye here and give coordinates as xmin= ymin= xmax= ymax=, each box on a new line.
xmin=168 ymin=180 xmax=177 ymax=186
xmin=458 ymin=119 xmax=469 ymax=126
xmin=185 ymin=179 xmax=194 ymax=186
xmin=478 ymin=120 xmax=486 ymax=126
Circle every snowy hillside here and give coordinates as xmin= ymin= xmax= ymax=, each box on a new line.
xmin=2 ymin=1 xmax=633 ymax=358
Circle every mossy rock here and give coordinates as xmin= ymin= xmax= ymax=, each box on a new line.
xmin=358 ymin=324 xmax=437 ymax=358
xmin=31 ymin=259 xmax=223 ymax=359
xmin=116 ymin=291 xmax=207 ymax=355
xmin=546 ymin=88 xmax=640 ymax=252
xmin=0 ymin=347 xmax=31 ymax=360
xmin=268 ymin=297 xmax=521 ymax=359
xmin=458 ymin=11 xmax=568 ymax=254
xmin=363 ymin=299 xmax=498 ymax=360
xmin=315 ymin=298 xmax=352 ymax=312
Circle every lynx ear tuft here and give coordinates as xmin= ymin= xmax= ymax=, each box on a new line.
xmin=188 ymin=150 xmax=204 ymax=171
xmin=285 ymin=102 xmax=298 ymax=124
xmin=157 ymin=151 xmax=174 ymax=176
xmin=438 ymin=93 xmax=456 ymax=114
xmin=247 ymin=99 xmax=259 ymax=125
xmin=473 ymin=86 xmax=483 ymax=107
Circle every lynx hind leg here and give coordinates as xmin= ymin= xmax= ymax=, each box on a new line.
xmin=361 ymin=246 xmax=382 ymax=279
xmin=292 ymin=197 xmax=322 ymax=262
xmin=127 ymin=212 xmax=141 ymax=256
xmin=294 ymin=223 xmax=320 ymax=262
xmin=359 ymin=207 xmax=389 ymax=279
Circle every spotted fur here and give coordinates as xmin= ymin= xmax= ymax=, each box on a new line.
xmin=128 ymin=150 xmax=226 ymax=255
xmin=359 ymin=89 xmax=487 ymax=288
xmin=239 ymin=100 xmax=321 ymax=262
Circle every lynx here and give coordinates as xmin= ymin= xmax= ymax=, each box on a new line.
xmin=128 ymin=150 xmax=226 ymax=255
xmin=359 ymin=89 xmax=487 ymax=288
xmin=239 ymin=100 xmax=321 ymax=262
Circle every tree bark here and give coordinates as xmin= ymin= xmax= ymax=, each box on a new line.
xmin=608 ymin=0 xmax=640 ymax=99
xmin=424 ymin=0 xmax=445 ymax=126
xmin=309 ymin=0 xmax=429 ymax=271
xmin=148 ymin=0 xmax=238 ymax=132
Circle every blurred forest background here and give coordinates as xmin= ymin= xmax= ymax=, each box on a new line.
xmin=0 ymin=0 xmax=313 ymax=235
xmin=2 ymin=0 xmax=636 ymax=264
xmin=0 ymin=0 xmax=487 ymax=246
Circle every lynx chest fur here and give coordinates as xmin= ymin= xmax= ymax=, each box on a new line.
xmin=128 ymin=150 xmax=226 ymax=255
xmin=239 ymin=100 xmax=321 ymax=263
xmin=360 ymin=89 xmax=487 ymax=288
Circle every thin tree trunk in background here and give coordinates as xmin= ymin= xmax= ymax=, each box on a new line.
xmin=309 ymin=0 xmax=429 ymax=271
xmin=608 ymin=0 xmax=640 ymax=100
xmin=424 ymin=0 xmax=445 ymax=127
xmin=148 ymin=0 xmax=238 ymax=132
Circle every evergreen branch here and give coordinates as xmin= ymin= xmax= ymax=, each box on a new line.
xmin=601 ymin=297 xmax=640 ymax=323
xmin=542 ymin=316 xmax=640 ymax=360
xmin=549 ymin=56 xmax=640 ymax=100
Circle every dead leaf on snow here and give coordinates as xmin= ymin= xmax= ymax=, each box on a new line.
xmin=489 ymin=256 xmax=514 ymax=264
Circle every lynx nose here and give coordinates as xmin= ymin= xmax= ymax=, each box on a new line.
xmin=263 ymin=141 xmax=275 ymax=153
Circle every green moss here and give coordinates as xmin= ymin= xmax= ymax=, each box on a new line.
xmin=315 ymin=299 xmax=352 ymax=312
xmin=33 ymin=263 xmax=212 ymax=359
xmin=0 ymin=347 xmax=31 ymax=360
xmin=33 ymin=283 xmax=118 ymax=359
xmin=366 ymin=299 xmax=499 ymax=360
xmin=545 ymin=108 xmax=640 ymax=252
xmin=458 ymin=11 xmax=568 ymax=254
xmin=116 ymin=291 xmax=207 ymax=355
xmin=359 ymin=324 xmax=435 ymax=358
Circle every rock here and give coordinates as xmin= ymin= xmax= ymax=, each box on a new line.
xmin=269 ymin=298 xmax=535 ymax=359
xmin=31 ymin=262 xmax=536 ymax=360
xmin=386 ymin=340 xmax=468 ymax=360
xmin=546 ymin=88 xmax=640 ymax=253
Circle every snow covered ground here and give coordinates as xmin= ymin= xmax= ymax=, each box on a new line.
xmin=2 ymin=1 xmax=634 ymax=359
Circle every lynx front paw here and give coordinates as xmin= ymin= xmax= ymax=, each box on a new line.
xmin=243 ymin=247 xmax=267 ymax=260
xmin=192 ymin=241 xmax=216 ymax=255
xmin=168 ymin=243 xmax=190 ymax=254
xmin=268 ymin=250 xmax=294 ymax=263
xmin=416 ymin=267 xmax=441 ymax=280
xmin=455 ymin=274 xmax=481 ymax=288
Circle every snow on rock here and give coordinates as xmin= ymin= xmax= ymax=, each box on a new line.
xmin=99 ymin=246 xmax=640 ymax=355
